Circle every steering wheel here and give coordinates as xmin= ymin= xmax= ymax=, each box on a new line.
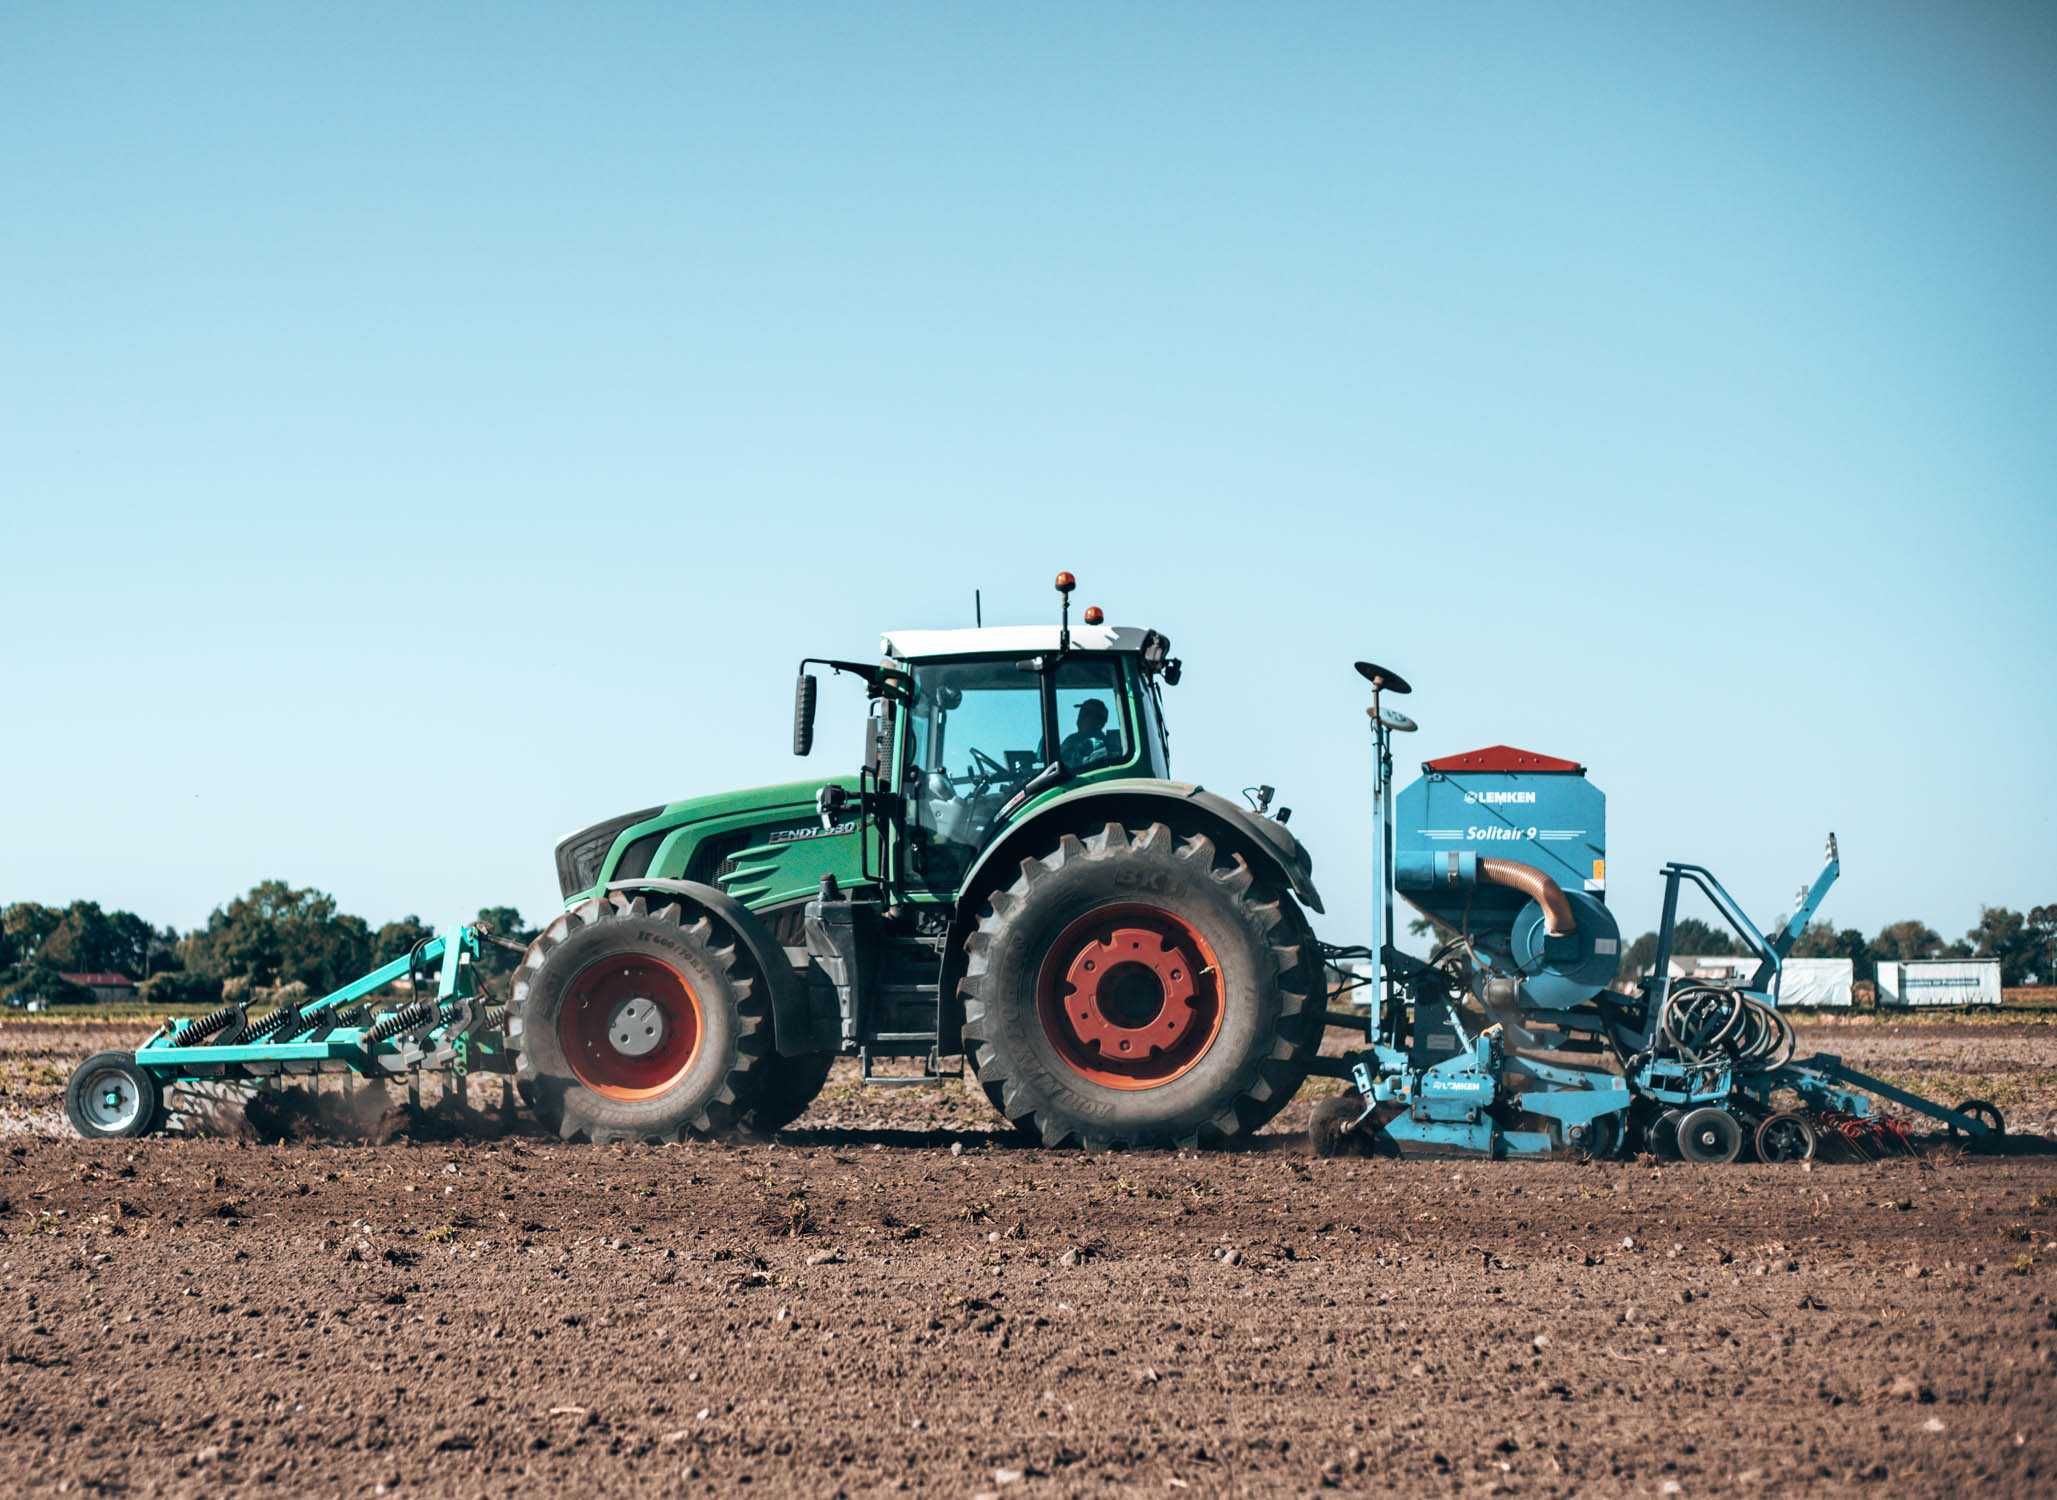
xmin=956 ymin=745 xmax=1022 ymax=804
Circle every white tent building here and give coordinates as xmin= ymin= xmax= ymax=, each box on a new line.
xmin=1664 ymin=955 xmax=1855 ymax=1008
xmin=1876 ymin=959 xmax=2002 ymax=1008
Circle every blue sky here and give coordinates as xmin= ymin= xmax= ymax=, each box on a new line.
xmin=2 ymin=3 xmax=2052 ymax=949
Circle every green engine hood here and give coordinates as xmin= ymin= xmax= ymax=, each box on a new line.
xmin=555 ymin=775 xmax=864 ymax=907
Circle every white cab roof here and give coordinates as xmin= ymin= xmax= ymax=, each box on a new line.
xmin=881 ymin=623 xmax=1148 ymax=659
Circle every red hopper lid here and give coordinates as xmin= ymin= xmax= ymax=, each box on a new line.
xmin=1422 ymin=745 xmax=1585 ymax=774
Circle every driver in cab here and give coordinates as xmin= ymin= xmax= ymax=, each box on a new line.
xmin=1060 ymin=698 xmax=1121 ymax=769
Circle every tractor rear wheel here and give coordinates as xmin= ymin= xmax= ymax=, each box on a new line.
xmin=960 ymin=821 xmax=1321 ymax=1150
xmin=508 ymin=893 xmax=772 ymax=1142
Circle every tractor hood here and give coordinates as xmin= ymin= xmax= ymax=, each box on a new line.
xmin=555 ymin=776 xmax=859 ymax=902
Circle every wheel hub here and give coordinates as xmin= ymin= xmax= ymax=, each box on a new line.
xmin=1036 ymin=903 xmax=1225 ymax=1091
xmin=557 ymin=956 xmax=702 ymax=1101
xmin=80 ymin=1068 xmax=140 ymax=1132
xmin=606 ymin=995 xmax=667 ymax=1057
xmin=1060 ymin=927 xmax=1201 ymax=1059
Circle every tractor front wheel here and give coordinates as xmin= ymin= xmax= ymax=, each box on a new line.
xmin=508 ymin=893 xmax=773 ymax=1142
xmin=743 ymin=1051 xmax=837 ymax=1136
xmin=960 ymin=821 xmax=1321 ymax=1149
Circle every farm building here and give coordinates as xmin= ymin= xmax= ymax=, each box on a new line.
xmin=1666 ymin=955 xmax=1855 ymax=1007
xmin=1771 ymin=957 xmax=1856 ymax=1008
xmin=1668 ymin=954 xmax=1759 ymax=985
xmin=1876 ymin=958 xmax=2003 ymax=1008
xmin=58 ymin=972 xmax=140 ymax=1003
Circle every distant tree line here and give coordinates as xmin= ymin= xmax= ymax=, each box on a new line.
xmin=1615 ymin=906 xmax=2057 ymax=987
xmin=0 ymin=882 xmax=537 ymax=1007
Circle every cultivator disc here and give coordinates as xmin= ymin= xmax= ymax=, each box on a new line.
xmin=1647 ymin=1108 xmax=1686 ymax=1160
xmin=1565 ymin=1111 xmax=1621 ymax=1162
xmin=161 ymin=1078 xmax=259 ymax=1136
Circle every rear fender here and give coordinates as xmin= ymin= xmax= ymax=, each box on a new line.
xmin=603 ymin=879 xmax=835 ymax=1057
xmin=957 ymin=780 xmax=1322 ymax=916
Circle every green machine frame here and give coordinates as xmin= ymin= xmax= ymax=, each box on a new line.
xmin=130 ymin=926 xmax=514 ymax=1087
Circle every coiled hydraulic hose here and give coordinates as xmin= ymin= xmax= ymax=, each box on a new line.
xmin=1658 ymin=983 xmax=1794 ymax=1072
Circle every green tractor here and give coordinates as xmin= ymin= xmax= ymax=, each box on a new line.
xmin=511 ymin=571 xmax=1327 ymax=1148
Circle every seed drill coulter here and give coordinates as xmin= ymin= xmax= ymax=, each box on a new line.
xmin=68 ymin=575 xmax=2004 ymax=1161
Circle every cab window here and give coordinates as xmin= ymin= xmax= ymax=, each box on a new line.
xmin=1054 ymin=664 xmax=1132 ymax=772
xmin=906 ymin=656 xmax=1128 ymax=854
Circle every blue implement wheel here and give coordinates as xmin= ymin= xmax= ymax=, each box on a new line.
xmin=1677 ymin=1106 xmax=1744 ymax=1164
xmin=1947 ymin=1098 xmax=2005 ymax=1151
xmin=1753 ymin=1111 xmax=1817 ymax=1164
xmin=1647 ymin=1107 xmax=1686 ymax=1160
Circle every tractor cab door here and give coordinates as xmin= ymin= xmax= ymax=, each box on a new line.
xmin=890 ymin=654 xmax=1137 ymax=903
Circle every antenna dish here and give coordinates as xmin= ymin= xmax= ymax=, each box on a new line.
xmin=1353 ymin=660 xmax=1413 ymax=694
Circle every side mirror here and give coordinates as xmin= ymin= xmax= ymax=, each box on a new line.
xmin=865 ymin=705 xmax=891 ymax=776
xmin=793 ymin=673 xmax=818 ymax=756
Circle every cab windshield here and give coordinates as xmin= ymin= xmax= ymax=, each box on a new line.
xmin=906 ymin=655 xmax=1131 ymax=855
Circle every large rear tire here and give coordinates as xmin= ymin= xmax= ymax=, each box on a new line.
xmin=959 ymin=821 xmax=1321 ymax=1149
xmin=508 ymin=893 xmax=772 ymax=1142
xmin=742 ymin=1051 xmax=837 ymax=1135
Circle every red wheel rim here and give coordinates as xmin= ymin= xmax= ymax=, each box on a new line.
xmin=556 ymin=954 xmax=703 ymax=1101
xmin=1036 ymin=903 xmax=1224 ymax=1089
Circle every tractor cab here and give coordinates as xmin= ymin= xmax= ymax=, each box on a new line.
xmin=874 ymin=620 xmax=1175 ymax=896
xmin=794 ymin=577 xmax=1183 ymax=906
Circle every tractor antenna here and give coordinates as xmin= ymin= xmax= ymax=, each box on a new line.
xmin=975 ymin=589 xmax=982 ymax=627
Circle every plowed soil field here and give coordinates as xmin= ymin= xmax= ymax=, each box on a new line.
xmin=2 ymin=1014 xmax=2053 ymax=1497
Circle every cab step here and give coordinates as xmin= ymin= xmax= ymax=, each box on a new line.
xmin=859 ymin=1046 xmax=964 ymax=1085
